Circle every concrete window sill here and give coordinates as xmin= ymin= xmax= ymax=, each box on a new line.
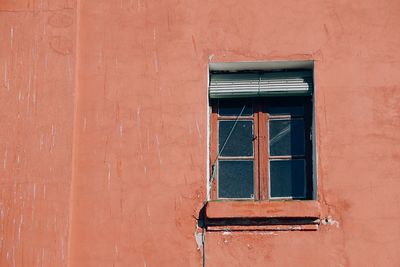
xmin=206 ymin=200 xmax=321 ymax=219
xmin=203 ymin=200 xmax=321 ymax=231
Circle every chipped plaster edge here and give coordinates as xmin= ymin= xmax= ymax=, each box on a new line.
xmin=206 ymin=62 xmax=210 ymax=201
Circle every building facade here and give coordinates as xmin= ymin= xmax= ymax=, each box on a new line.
xmin=1 ymin=0 xmax=400 ymax=266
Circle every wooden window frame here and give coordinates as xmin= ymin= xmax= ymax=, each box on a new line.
xmin=210 ymin=97 xmax=313 ymax=201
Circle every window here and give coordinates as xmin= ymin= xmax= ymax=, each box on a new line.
xmin=209 ymin=69 xmax=315 ymax=201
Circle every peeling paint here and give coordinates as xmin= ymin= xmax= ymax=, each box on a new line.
xmin=222 ymin=230 xmax=231 ymax=236
xmin=195 ymin=231 xmax=203 ymax=250
xmin=321 ymin=216 xmax=340 ymax=228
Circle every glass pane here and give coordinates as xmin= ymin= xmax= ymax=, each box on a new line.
xmin=218 ymin=98 xmax=253 ymax=116
xmin=218 ymin=160 xmax=254 ymax=199
xmin=265 ymin=97 xmax=304 ymax=116
xmin=269 ymin=119 xmax=305 ymax=156
xmin=270 ymin=159 xmax=306 ymax=198
xmin=219 ymin=120 xmax=253 ymax=156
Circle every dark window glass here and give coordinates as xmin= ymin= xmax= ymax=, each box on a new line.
xmin=265 ymin=97 xmax=304 ymax=116
xmin=218 ymin=98 xmax=253 ymax=116
xmin=269 ymin=119 xmax=305 ymax=156
xmin=219 ymin=120 xmax=253 ymax=156
xmin=218 ymin=160 xmax=254 ymax=198
xmin=270 ymin=159 xmax=306 ymax=198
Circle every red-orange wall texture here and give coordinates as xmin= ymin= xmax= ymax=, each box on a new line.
xmin=1 ymin=0 xmax=400 ymax=266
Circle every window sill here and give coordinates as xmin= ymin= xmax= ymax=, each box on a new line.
xmin=203 ymin=200 xmax=321 ymax=231
xmin=206 ymin=200 xmax=320 ymax=219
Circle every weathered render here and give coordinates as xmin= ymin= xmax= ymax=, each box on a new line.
xmin=1 ymin=0 xmax=400 ymax=266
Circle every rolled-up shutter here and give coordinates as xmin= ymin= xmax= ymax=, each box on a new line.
xmin=209 ymin=71 xmax=313 ymax=98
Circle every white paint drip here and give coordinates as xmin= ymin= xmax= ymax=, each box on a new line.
xmin=107 ymin=163 xmax=111 ymax=192
xmin=195 ymin=120 xmax=202 ymax=138
xmin=155 ymin=135 xmax=162 ymax=165
xmin=119 ymin=122 xmax=123 ymax=136
xmin=27 ymin=70 xmax=31 ymax=112
xmin=10 ymin=27 xmax=13 ymax=49
xmin=146 ymin=129 xmax=150 ymax=152
xmin=136 ymin=106 xmax=141 ymax=125
xmin=4 ymin=62 xmax=9 ymax=91
xmin=114 ymin=244 xmax=119 ymax=256
xmin=67 ymin=56 xmax=72 ymax=82
xmin=31 ymin=192 xmax=35 ymax=223
xmin=3 ymin=150 xmax=7 ymax=169
xmin=32 ymin=88 xmax=36 ymax=105
xmin=50 ymin=125 xmax=56 ymax=153
xmin=146 ymin=205 xmax=151 ymax=217
xmin=33 ymin=183 xmax=36 ymax=200
xmin=153 ymin=52 xmax=159 ymax=73
xmin=153 ymin=27 xmax=159 ymax=73
xmin=17 ymin=215 xmax=23 ymax=243
xmin=39 ymin=134 xmax=44 ymax=150
xmin=54 ymin=215 xmax=57 ymax=231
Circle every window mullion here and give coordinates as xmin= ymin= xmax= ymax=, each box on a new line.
xmin=253 ymin=100 xmax=260 ymax=200
xmin=258 ymin=102 xmax=269 ymax=200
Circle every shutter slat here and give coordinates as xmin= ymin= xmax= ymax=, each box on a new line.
xmin=209 ymin=71 xmax=312 ymax=98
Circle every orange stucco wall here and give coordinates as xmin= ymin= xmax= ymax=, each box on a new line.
xmin=0 ymin=1 xmax=75 ymax=266
xmin=1 ymin=0 xmax=400 ymax=266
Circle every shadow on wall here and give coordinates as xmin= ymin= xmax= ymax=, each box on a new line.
xmin=196 ymin=202 xmax=319 ymax=231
